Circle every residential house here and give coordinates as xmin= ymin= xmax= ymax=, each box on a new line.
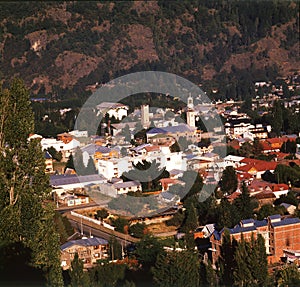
xmin=50 ymin=174 xmax=106 ymax=192
xmin=97 ymin=180 xmax=142 ymax=198
xmin=60 ymin=237 xmax=109 ymax=270
xmin=236 ymin=158 xmax=277 ymax=179
xmin=96 ymin=102 xmax=128 ymax=120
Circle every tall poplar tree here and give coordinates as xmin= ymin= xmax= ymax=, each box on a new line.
xmin=0 ymin=79 xmax=63 ymax=286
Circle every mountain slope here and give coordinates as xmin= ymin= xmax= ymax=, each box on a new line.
xmin=0 ymin=1 xmax=299 ymax=99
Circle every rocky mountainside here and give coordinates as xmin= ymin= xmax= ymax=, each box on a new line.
xmin=0 ymin=1 xmax=299 ymax=100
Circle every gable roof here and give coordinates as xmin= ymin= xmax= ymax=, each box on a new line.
xmin=61 ymin=237 xmax=108 ymax=251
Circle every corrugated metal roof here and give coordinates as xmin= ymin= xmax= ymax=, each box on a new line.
xmin=50 ymin=174 xmax=106 ymax=186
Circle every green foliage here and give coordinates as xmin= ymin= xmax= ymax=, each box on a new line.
xmin=128 ymin=222 xmax=146 ymax=238
xmin=134 ymin=235 xmax=164 ymax=267
xmin=69 ymin=253 xmax=90 ymax=287
xmin=274 ymin=263 xmax=300 ymax=286
xmin=274 ymin=191 xmax=298 ymax=207
xmin=89 ymin=261 xmax=126 ymax=287
xmin=280 ymin=140 xmax=297 ymax=154
xmin=0 ymin=79 xmax=63 ymax=286
xmin=257 ymin=204 xmax=285 ymax=220
xmin=181 ymin=201 xmax=198 ymax=233
xmin=54 ymin=211 xmax=74 ymax=244
xmin=233 ymin=182 xmax=258 ymax=221
xmin=220 ymin=166 xmax=238 ymax=195
xmin=47 ymin=146 xmax=62 ymax=162
xmin=108 ymin=236 xmax=123 ymax=261
xmin=111 ymin=217 xmax=129 ymax=233
xmin=122 ymin=160 xmax=169 ymax=192
xmin=152 ymin=250 xmax=200 ymax=287
xmin=274 ymin=164 xmax=300 ymax=186
xmin=95 ymin=208 xmax=109 ymax=221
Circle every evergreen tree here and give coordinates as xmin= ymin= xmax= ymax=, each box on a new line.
xmin=85 ymin=157 xmax=97 ymax=175
xmin=233 ymin=234 xmax=253 ymax=286
xmin=69 ymin=253 xmax=90 ymax=287
xmin=218 ymin=229 xmax=236 ymax=285
xmin=220 ymin=166 xmax=238 ymax=194
xmin=152 ymin=250 xmax=200 ymax=287
xmin=134 ymin=234 xmax=164 ymax=267
xmin=65 ymin=154 xmax=75 ymax=172
xmin=181 ymin=201 xmax=198 ymax=233
xmin=233 ymin=182 xmax=258 ymax=220
xmin=250 ymin=234 xmax=268 ymax=285
xmin=0 ymin=79 xmax=63 ymax=286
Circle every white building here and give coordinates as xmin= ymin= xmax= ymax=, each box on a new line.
xmin=96 ymin=102 xmax=128 ymax=120
xmin=97 ymin=157 xmax=132 ymax=179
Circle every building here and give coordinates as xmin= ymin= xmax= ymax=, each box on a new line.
xmin=97 ymin=180 xmax=142 ymax=197
xmin=60 ymin=237 xmax=109 ymax=270
xmin=44 ymin=151 xmax=54 ymax=173
xmin=97 ymin=157 xmax=132 ymax=179
xmin=50 ymin=174 xmax=106 ymax=192
xmin=96 ymin=102 xmax=128 ymax=120
xmin=141 ymin=104 xmax=150 ymax=128
xmin=210 ymin=215 xmax=300 ymax=265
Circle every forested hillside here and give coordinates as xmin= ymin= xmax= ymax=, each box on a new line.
xmin=0 ymin=1 xmax=299 ymax=100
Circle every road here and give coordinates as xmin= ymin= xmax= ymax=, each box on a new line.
xmin=66 ymin=213 xmax=139 ymax=246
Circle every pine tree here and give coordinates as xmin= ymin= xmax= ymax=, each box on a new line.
xmin=220 ymin=166 xmax=238 ymax=195
xmin=250 ymin=233 xmax=268 ymax=285
xmin=233 ymin=234 xmax=253 ymax=286
xmin=69 ymin=253 xmax=90 ymax=287
xmin=0 ymin=79 xmax=63 ymax=286
xmin=152 ymin=250 xmax=200 ymax=287
xmin=233 ymin=181 xmax=258 ymax=220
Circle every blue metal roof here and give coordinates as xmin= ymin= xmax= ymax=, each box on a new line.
xmin=61 ymin=237 xmax=108 ymax=251
xmin=241 ymin=219 xmax=254 ymax=224
xmin=272 ymin=217 xmax=300 ymax=227
xmin=268 ymin=214 xmax=281 ymax=220
xmin=146 ymin=128 xmax=167 ymax=134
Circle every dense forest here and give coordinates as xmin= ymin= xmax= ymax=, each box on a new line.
xmin=0 ymin=1 xmax=299 ymax=102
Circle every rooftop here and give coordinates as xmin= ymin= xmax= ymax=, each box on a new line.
xmin=61 ymin=237 xmax=108 ymax=251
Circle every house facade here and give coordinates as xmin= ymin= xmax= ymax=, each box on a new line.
xmin=60 ymin=237 xmax=109 ymax=270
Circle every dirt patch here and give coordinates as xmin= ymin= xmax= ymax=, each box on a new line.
xmin=54 ymin=51 xmax=98 ymax=88
xmin=127 ymin=24 xmax=159 ymax=63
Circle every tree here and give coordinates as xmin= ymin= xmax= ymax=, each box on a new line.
xmin=90 ymin=262 xmax=126 ymax=287
xmin=108 ymin=236 xmax=123 ymax=261
xmin=134 ymin=235 xmax=164 ymax=267
xmin=233 ymin=182 xmax=258 ymax=220
xmin=181 ymin=201 xmax=198 ymax=233
xmin=0 ymin=79 xmax=63 ymax=286
xmin=120 ymin=124 xmax=131 ymax=143
xmin=95 ymin=208 xmax=109 ymax=221
xmin=249 ymin=234 xmax=268 ymax=286
xmin=218 ymin=229 xmax=236 ymax=285
xmin=274 ymin=263 xmax=300 ymax=286
xmin=220 ymin=166 xmax=238 ymax=195
xmin=122 ymin=160 xmax=169 ymax=191
xmin=69 ymin=253 xmax=90 ymax=287
xmin=233 ymin=234 xmax=253 ymax=286
xmin=152 ymin=250 xmax=200 ymax=287
xmin=47 ymin=146 xmax=62 ymax=162
xmin=128 ymin=222 xmax=146 ymax=238
xmin=65 ymin=154 xmax=75 ymax=172
xmin=85 ymin=157 xmax=97 ymax=175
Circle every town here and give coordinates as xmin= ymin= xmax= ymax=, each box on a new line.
xmin=28 ymin=75 xmax=300 ymax=285
xmin=0 ymin=1 xmax=299 ymax=286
